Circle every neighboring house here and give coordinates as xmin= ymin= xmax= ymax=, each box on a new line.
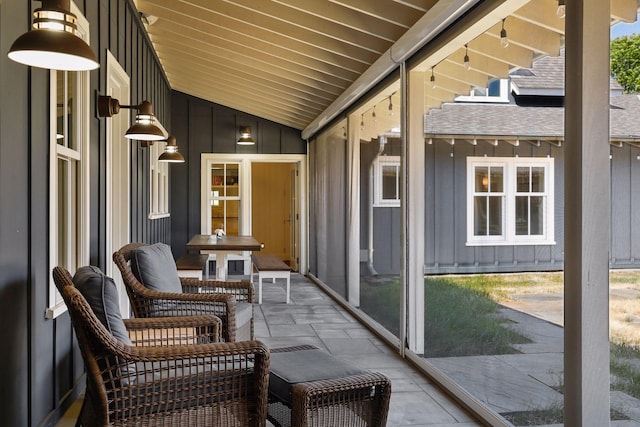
xmin=362 ymin=53 xmax=640 ymax=275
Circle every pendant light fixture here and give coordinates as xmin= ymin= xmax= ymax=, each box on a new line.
xmin=388 ymin=95 xmax=393 ymax=116
xmin=8 ymin=0 xmax=99 ymax=71
xmin=500 ymin=19 xmax=509 ymax=48
xmin=557 ymin=0 xmax=566 ymax=18
xmin=98 ymin=95 xmax=166 ymax=141
xmin=158 ymin=136 xmax=185 ymax=163
xmin=463 ymin=44 xmax=471 ymax=70
xmin=430 ymin=67 xmax=437 ymax=88
xmin=237 ymin=126 xmax=255 ymax=145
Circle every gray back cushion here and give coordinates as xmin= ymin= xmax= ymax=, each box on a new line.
xmin=130 ymin=243 xmax=182 ymax=293
xmin=72 ymin=266 xmax=132 ymax=347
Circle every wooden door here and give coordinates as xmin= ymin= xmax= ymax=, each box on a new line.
xmin=251 ymin=163 xmax=293 ymax=265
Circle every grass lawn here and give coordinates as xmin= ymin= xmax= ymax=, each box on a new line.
xmin=360 ymin=271 xmax=640 ymax=399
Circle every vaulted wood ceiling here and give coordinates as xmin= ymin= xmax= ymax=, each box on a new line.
xmin=134 ymin=0 xmax=639 ymax=133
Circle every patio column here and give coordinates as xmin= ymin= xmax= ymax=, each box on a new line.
xmin=564 ymin=0 xmax=610 ymax=425
xmin=347 ymin=114 xmax=361 ymax=306
xmin=403 ymin=69 xmax=425 ymax=353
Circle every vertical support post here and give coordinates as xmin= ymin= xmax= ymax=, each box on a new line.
xmin=404 ymin=69 xmax=426 ymax=353
xmin=564 ymin=0 xmax=610 ymax=424
xmin=347 ymin=115 xmax=361 ymax=306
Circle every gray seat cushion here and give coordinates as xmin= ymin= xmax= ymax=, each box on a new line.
xmin=269 ymin=348 xmax=366 ymax=405
xmin=73 ymin=266 xmax=132 ymax=347
xmin=130 ymin=243 xmax=182 ymax=293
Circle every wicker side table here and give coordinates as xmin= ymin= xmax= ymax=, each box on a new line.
xmin=268 ymin=345 xmax=391 ymax=427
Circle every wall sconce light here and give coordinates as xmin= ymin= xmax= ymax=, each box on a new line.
xmin=98 ymin=95 xmax=166 ymax=141
xmin=8 ymin=0 xmax=99 ymax=71
xmin=158 ymin=136 xmax=185 ymax=163
xmin=237 ymin=126 xmax=255 ymax=145
xmin=430 ymin=67 xmax=436 ymax=88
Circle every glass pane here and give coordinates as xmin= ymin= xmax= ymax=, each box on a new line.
xmin=488 ymin=196 xmax=502 ymax=235
xmin=475 ymin=166 xmax=488 ymax=192
xmin=211 ymin=164 xmax=224 ymax=188
xmin=382 ymin=164 xmax=397 ymax=200
xmin=56 ymin=72 xmax=65 ymax=145
xmin=67 ymin=71 xmax=77 ymax=150
xmin=531 ymin=167 xmax=544 ymax=192
xmin=517 ymin=167 xmax=530 ymax=192
xmin=226 ymin=164 xmax=239 ymax=196
xmin=515 ymin=196 xmax=529 ymax=235
xmin=357 ymin=84 xmax=402 ymax=343
xmin=474 ymin=196 xmax=487 ymax=236
xmin=57 ymin=159 xmax=69 ymax=268
xmin=490 ymin=166 xmax=503 ymax=192
xmin=226 ymin=199 xmax=240 ymax=236
xmin=530 ymin=196 xmax=544 ymax=235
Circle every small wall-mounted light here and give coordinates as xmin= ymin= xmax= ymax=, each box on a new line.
xmin=158 ymin=136 xmax=185 ymax=163
xmin=98 ymin=95 xmax=166 ymax=141
xmin=237 ymin=126 xmax=255 ymax=145
xmin=8 ymin=0 xmax=99 ymax=71
xmin=430 ymin=67 xmax=436 ymax=88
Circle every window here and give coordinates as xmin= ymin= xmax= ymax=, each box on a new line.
xmin=467 ymin=157 xmax=554 ymax=246
xmin=209 ymin=162 xmax=241 ymax=235
xmin=149 ymin=141 xmax=170 ymax=219
xmin=47 ymin=2 xmax=91 ymax=319
xmin=374 ymin=156 xmax=400 ymax=207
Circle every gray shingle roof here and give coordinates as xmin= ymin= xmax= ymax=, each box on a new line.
xmin=424 ymin=54 xmax=639 ymax=141
xmin=510 ymin=51 xmax=623 ymax=94
xmin=425 ymin=95 xmax=640 ymax=140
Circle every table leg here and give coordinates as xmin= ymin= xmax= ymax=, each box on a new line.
xmin=216 ymin=251 xmax=229 ymax=281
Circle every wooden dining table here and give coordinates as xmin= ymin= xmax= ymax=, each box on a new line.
xmin=186 ymin=234 xmax=262 ymax=281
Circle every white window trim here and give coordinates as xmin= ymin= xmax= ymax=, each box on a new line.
xmin=466 ymin=156 xmax=555 ymax=246
xmin=373 ymin=155 xmax=401 ymax=207
xmin=149 ymin=140 xmax=170 ymax=219
xmin=47 ymin=1 xmax=91 ymax=319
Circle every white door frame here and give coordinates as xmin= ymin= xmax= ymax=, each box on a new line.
xmin=201 ymin=153 xmax=308 ymax=275
xmin=105 ymin=51 xmax=131 ymax=317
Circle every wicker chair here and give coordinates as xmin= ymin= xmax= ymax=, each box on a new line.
xmin=113 ymin=242 xmax=254 ymax=342
xmin=53 ymin=266 xmax=270 ymax=427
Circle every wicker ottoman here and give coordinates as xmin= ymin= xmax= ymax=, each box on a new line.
xmin=268 ymin=345 xmax=391 ymax=427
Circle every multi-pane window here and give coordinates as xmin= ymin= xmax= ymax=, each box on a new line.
xmin=48 ymin=3 xmax=91 ymax=318
xmin=210 ymin=163 xmax=241 ymax=235
xmin=467 ymin=157 xmax=554 ymax=246
xmin=149 ymin=141 xmax=169 ymax=219
xmin=374 ymin=156 xmax=400 ymax=207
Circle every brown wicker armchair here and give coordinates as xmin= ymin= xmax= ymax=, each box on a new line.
xmin=113 ymin=242 xmax=254 ymax=341
xmin=53 ymin=266 xmax=270 ymax=427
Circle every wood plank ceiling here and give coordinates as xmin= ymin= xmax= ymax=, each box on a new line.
xmin=133 ymin=0 xmax=639 ymax=133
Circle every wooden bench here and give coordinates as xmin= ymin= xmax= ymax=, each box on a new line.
xmin=175 ymin=253 xmax=209 ymax=280
xmin=251 ymin=254 xmax=290 ymax=304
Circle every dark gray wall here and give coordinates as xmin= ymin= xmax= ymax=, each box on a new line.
xmin=0 ymin=1 xmax=171 ymax=425
xmin=169 ymin=91 xmax=306 ymax=260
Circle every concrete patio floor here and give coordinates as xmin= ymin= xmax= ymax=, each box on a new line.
xmin=255 ymin=273 xmax=481 ymax=427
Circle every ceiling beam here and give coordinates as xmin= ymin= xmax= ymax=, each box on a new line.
xmin=328 ymin=0 xmax=427 ymax=27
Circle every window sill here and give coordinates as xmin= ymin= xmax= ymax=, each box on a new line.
xmin=466 ymin=240 xmax=556 ymax=247
xmin=148 ymin=212 xmax=171 ymax=220
xmin=45 ymin=303 xmax=68 ymax=320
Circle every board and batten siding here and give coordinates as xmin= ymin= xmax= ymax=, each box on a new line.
xmin=0 ymin=1 xmax=171 ymax=425
xmin=168 ymin=91 xmax=306 ymax=262
xmin=363 ymin=139 xmax=640 ymax=275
